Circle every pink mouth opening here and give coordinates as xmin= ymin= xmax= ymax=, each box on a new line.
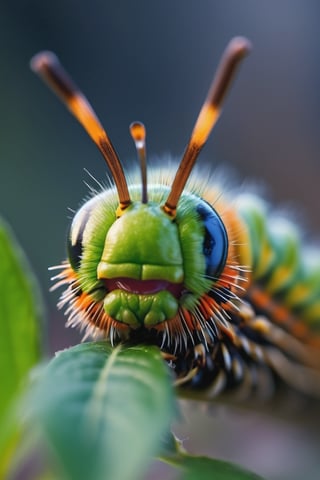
xmin=104 ymin=277 xmax=183 ymax=298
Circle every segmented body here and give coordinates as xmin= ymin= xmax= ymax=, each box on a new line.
xmin=52 ymin=170 xmax=320 ymax=401
xmin=174 ymin=190 xmax=320 ymax=400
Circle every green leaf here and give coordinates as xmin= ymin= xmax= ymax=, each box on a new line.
xmin=162 ymin=454 xmax=264 ymax=480
xmin=0 ymin=218 xmax=42 ymax=476
xmin=27 ymin=342 xmax=175 ymax=480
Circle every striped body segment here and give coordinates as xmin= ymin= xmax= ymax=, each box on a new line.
xmin=172 ymin=192 xmax=320 ymax=400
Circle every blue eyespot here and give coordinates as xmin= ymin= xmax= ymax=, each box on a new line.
xmin=197 ymin=200 xmax=228 ymax=279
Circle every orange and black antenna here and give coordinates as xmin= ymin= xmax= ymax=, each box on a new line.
xmin=30 ymin=51 xmax=131 ymax=211
xmin=163 ymin=37 xmax=251 ymax=217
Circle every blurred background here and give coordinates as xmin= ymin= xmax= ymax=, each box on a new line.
xmin=1 ymin=1 xmax=320 ymax=479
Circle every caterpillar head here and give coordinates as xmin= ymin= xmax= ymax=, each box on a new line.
xmin=31 ymin=38 xmax=251 ymax=351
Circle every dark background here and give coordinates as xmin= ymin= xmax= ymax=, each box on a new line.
xmin=1 ymin=2 xmax=320 ymax=479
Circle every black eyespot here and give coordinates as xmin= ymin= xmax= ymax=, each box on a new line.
xmin=67 ymin=204 xmax=93 ymax=271
xmin=196 ymin=199 xmax=228 ymax=279
xmin=67 ymin=229 xmax=83 ymax=271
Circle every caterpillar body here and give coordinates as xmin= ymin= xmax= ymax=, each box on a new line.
xmin=31 ymin=38 xmax=320 ymax=402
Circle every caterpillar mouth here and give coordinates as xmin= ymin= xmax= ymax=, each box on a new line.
xmin=104 ymin=277 xmax=183 ymax=298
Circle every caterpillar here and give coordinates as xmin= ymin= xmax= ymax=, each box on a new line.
xmin=31 ymin=37 xmax=320 ymax=402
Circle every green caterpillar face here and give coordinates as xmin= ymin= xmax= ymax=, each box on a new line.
xmin=33 ymin=39 xmax=250 ymax=347
xmin=97 ymin=203 xmax=183 ymax=327
xmin=65 ymin=184 xmax=229 ymax=336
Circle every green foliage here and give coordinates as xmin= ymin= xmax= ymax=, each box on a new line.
xmin=26 ymin=342 xmax=175 ymax=480
xmin=0 ymin=219 xmax=42 ymax=477
xmin=0 ymin=219 xmax=264 ymax=479
xmin=162 ymin=454 xmax=264 ymax=480
xmin=159 ymin=433 xmax=264 ymax=480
